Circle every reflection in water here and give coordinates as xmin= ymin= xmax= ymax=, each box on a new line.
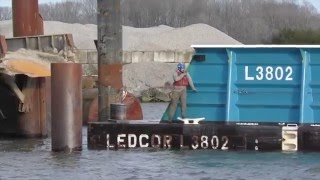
xmin=0 ymin=138 xmax=45 ymax=152
xmin=1 ymin=135 xmax=320 ymax=180
xmin=50 ymin=151 xmax=83 ymax=168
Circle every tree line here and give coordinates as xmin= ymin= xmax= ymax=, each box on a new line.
xmin=0 ymin=0 xmax=320 ymax=44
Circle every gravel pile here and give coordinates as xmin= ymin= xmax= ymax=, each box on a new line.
xmin=0 ymin=21 xmax=241 ymax=51
xmin=123 ymin=62 xmax=176 ymax=96
xmin=0 ymin=20 xmax=241 ymax=97
xmin=124 ymin=23 xmax=242 ymax=51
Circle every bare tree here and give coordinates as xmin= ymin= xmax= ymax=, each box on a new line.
xmin=78 ymin=0 xmax=97 ymax=24
xmin=40 ymin=0 xmax=83 ymax=23
xmin=33 ymin=0 xmax=320 ymax=44
xmin=0 ymin=7 xmax=11 ymax=21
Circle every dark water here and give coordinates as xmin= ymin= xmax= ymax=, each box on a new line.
xmin=1 ymin=130 xmax=320 ymax=180
xmin=1 ymin=103 xmax=320 ymax=180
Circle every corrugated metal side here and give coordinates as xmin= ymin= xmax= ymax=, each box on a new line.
xmin=161 ymin=48 xmax=228 ymax=121
xmin=162 ymin=47 xmax=320 ymax=124
xmin=301 ymin=49 xmax=320 ymax=124
xmin=227 ymin=48 xmax=301 ymax=123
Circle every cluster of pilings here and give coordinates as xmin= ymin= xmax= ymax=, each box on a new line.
xmin=0 ymin=0 xmax=143 ymax=152
xmin=1 ymin=0 xmax=83 ymax=152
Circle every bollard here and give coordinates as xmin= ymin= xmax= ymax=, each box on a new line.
xmin=110 ymin=103 xmax=126 ymax=120
xmin=51 ymin=63 xmax=82 ymax=152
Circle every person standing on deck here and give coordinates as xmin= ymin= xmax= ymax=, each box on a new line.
xmin=168 ymin=63 xmax=197 ymax=122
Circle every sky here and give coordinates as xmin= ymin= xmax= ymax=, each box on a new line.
xmin=0 ymin=0 xmax=64 ymax=7
xmin=0 ymin=0 xmax=320 ymax=11
xmin=300 ymin=0 xmax=320 ymax=11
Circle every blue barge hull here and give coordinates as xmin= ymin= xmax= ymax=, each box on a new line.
xmin=88 ymin=45 xmax=320 ymax=151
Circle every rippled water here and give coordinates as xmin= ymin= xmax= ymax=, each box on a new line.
xmin=1 ymin=103 xmax=320 ymax=180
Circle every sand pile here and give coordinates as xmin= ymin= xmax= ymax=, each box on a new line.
xmin=0 ymin=21 xmax=241 ymax=51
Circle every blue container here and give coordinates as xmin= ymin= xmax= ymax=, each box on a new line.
xmin=162 ymin=45 xmax=320 ymax=124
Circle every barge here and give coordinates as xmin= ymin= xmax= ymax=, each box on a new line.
xmin=88 ymin=45 xmax=320 ymax=151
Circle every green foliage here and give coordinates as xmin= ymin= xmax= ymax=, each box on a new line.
xmin=272 ymin=29 xmax=320 ymax=44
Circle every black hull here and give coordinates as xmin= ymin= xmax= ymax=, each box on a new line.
xmin=88 ymin=122 xmax=320 ymax=151
xmin=298 ymin=125 xmax=320 ymax=151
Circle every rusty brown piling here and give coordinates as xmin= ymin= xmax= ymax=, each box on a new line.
xmin=51 ymin=63 xmax=82 ymax=152
xmin=11 ymin=0 xmax=47 ymax=137
xmin=97 ymin=0 xmax=122 ymax=121
xmin=97 ymin=0 xmax=143 ymax=121
xmin=12 ymin=0 xmax=43 ymax=37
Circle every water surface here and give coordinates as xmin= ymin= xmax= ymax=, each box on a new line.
xmin=0 ymin=103 xmax=320 ymax=180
